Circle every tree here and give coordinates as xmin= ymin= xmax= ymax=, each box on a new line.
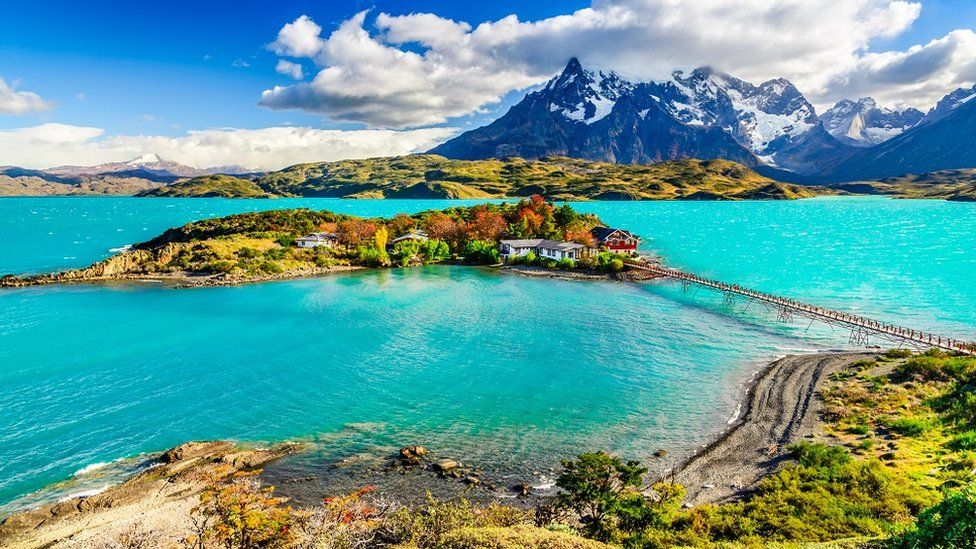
xmin=891 ymin=484 xmax=976 ymax=548
xmin=336 ymin=219 xmax=377 ymax=249
xmin=387 ymin=213 xmax=416 ymax=237
xmin=466 ymin=206 xmax=507 ymax=241
xmin=424 ymin=213 xmax=465 ymax=249
xmin=374 ymin=225 xmax=389 ymax=251
xmin=555 ymin=452 xmax=648 ymax=541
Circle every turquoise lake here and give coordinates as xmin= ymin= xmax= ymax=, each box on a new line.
xmin=1 ymin=197 xmax=974 ymax=511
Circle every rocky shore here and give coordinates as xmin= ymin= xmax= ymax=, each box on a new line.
xmin=0 ymin=352 xmax=879 ymax=547
xmin=0 ymin=441 xmax=303 ymax=548
xmin=673 ymin=351 xmax=878 ymax=505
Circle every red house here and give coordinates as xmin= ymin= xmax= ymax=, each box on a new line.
xmin=590 ymin=227 xmax=641 ymax=254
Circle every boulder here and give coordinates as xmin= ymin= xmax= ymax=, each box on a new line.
xmin=398 ymin=445 xmax=428 ymax=465
xmin=432 ymin=458 xmax=459 ymax=472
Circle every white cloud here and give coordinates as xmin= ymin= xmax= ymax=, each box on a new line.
xmin=259 ymin=0 xmax=976 ymax=126
xmin=821 ymin=29 xmax=976 ymax=108
xmin=0 ymin=124 xmax=458 ymax=171
xmin=275 ymin=59 xmax=304 ymax=80
xmin=232 ymin=58 xmax=251 ymax=68
xmin=0 ymin=77 xmax=53 ymax=115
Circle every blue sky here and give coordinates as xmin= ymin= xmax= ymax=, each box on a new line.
xmin=1 ymin=0 xmax=974 ymax=169
xmin=0 ymin=0 xmax=586 ymax=135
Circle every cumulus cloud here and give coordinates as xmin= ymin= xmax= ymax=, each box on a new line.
xmin=822 ymin=29 xmax=976 ymax=108
xmin=0 ymin=77 xmax=53 ymax=115
xmin=0 ymin=124 xmax=458 ymax=171
xmin=275 ymin=59 xmax=304 ymax=80
xmin=259 ymin=0 xmax=976 ymax=125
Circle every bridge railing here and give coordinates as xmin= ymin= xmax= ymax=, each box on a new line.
xmin=625 ymin=259 xmax=975 ymax=355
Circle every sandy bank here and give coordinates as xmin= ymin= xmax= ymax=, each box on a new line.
xmin=674 ymin=351 xmax=878 ymax=506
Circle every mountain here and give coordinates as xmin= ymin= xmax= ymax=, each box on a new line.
xmin=922 ymin=84 xmax=976 ymax=123
xmin=430 ymin=59 xmax=853 ymax=174
xmin=819 ymin=98 xmax=924 ymax=147
xmin=430 ymin=59 xmax=760 ymax=167
xmin=140 ymin=154 xmax=824 ymax=201
xmin=45 ymin=154 xmax=244 ymax=182
xmin=826 ymin=96 xmax=976 ymax=181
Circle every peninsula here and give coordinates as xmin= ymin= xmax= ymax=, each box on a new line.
xmin=0 ymin=197 xmax=654 ymax=288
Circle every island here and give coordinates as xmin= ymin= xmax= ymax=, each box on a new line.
xmin=0 ymin=197 xmax=657 ymax=288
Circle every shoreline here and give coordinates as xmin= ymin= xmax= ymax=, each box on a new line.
xmin=0 ymin=351 xmax=877 ymax=546
xmin=672 ymin=351 xmax=878 ymax=505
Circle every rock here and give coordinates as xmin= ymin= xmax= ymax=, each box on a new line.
xmin=880 ymin=452 xmax=897 ymax=461
xmin=432 ymin=458 xmax=459 ymax=472
xmin=513 ymin=482 xmax=532 ymax=497
xmin=398 ymin=445 xmax=428 ymax=465
xmin=653 ymin=450 xmax=667 ymax=458
xmin=161 ymin=441 xmax=232 ymax=464
xmin=464 ymin=476 xmax=480 ymax=486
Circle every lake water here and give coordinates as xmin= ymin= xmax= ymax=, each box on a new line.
xmin=1 ymin=196 xmax=974 ymax=512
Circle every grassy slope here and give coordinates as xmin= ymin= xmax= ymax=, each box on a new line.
xmin=138 ymin=174 xmax=271 ymax=198
xmin=141 ymin=155 xmax=824 ymax=200
xmin=831 ymin=169 xmax=976 ymax=201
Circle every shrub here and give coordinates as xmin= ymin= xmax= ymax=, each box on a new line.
xmin=237 ymin=247 xmax=261 ymax=259
xmin=889 ymin=485 xmax=976 ymax=549
xmin=421 ymin=239 xmax=450 ymax=262
xmin=540 ymin=258 xmax=557 ymax=269
xmin=357 ymin=245 xmax=390 ymax=267
xmin=555 ymin=452 xmax=648 ymax=542
xmin=609 ymin=258 xmax=624 ymax=272
xmin=556 ymin=258 xmax=576 ymax=270
xmin=885 ymin=349 xmax=913 ymax=359
xmin=438 ymin=525 xmax=612 ymax=549
xmin=887 ymin=417 xmax=931 ymax=437
xmin=258 ymin=261 xmax=284 ymax=275
xmin=846 ymin=423 xmax=871 ymax=435
xmin=191 ymin=470 xmax=295 ymax=549
xmin=524 ymin=251 xmax=538 ymax=266
xmin=463 ymin=240 xmax=500 ymax=264
xmin=948 ymin=430 xmax=976 ymax=451
xmin=275 ymin=235 xmax=295 ymax=247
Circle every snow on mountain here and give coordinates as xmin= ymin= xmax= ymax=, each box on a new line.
xmin=922 ymin=84 xmax=976 ymax=124
xmin=543 ymin=58 xmax=631 ymax=125
xmin=819 ymin=98 xmax=924 ymax=147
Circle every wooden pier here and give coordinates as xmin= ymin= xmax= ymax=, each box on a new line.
xmin=626 ymin=260 xmax=975 ymax=355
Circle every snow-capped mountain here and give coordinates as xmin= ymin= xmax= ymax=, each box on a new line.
xmin=922 ymin=84 xmax=976 ymax=124
xmin=46 ymin=155 xmax=248 ymax=180
xmin=429 ymin=59 xmax=759 ymax=166
xmin=819 ymin=98 xmax=924 ymax=147
xmin=648 ymin=67 xmax=818 ymax=158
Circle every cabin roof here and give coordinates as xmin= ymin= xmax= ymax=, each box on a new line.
xmin=590 ymin=226 xmax=640 ymax=242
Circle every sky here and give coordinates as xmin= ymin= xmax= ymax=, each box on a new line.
xmin=1 ymin=0 xmax=974 ymax=170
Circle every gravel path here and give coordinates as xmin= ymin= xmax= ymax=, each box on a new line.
xmin=674 ymin=352 xmax=877 ymax=506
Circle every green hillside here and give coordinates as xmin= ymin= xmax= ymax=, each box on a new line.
xmin=139 ymin=155 xmax=824 ymax=200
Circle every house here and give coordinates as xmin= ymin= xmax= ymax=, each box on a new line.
xmin=295 ymin=232 xmax=338 ymax=248
xmin=390 ymin=230 xmax=429 ymax=247
xmin=590 ymin=227 xmax=641 ymax=254
xmin=499 ymin=239 xmax=589 ymax=261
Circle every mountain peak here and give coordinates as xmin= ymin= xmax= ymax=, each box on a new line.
xmin=128 ymin=153 xmax=164 ymax=165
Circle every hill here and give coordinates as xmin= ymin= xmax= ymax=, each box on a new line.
xmin=139 ymin=155 xmax=822 ymax=201
xmin=831 ymin=168 xmax=976 ymax=201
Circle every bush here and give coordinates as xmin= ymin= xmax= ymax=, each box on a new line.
xmin=889 ymin=485 xmax=976 ymax=548
xmin=357 ymin=245 xmax=390 ymax=267
xmin=609 ymin=258 xmax=624 ymax=272
xmin=948 ymin=430 xmax=976 ymax=451
xmin=540 ymin=258 xmax=557 ymax=269
xmin=463 ymin=240 xmax=500 ymax=264
xmin=204 ymin=260 xmax=236 ymax=274
xmin=275 ymin=234 xmax=295 ymax=247
xmin=885 ymin=349 xmax=913 ymax=359
xmin=556 ymin=258 xmax=576 ymax=270
xmin=524 ymin=251 xmax=538 ymax=266
xmin=887 ymin=417 xmax=931 ymax=437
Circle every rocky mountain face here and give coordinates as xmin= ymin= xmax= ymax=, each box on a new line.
xmin=819 ymin=98 xmax=924 ymax=147
xmin=430 ymin=59 xmax=836 ymax=174
xmin=430 ymin=59 xmax=976 ymax=181
xmin=826 ymin=96 xmax=976 ymax=182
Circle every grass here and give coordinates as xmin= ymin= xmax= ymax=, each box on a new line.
xmin=139 ymin=155 xmax=826 ymax=200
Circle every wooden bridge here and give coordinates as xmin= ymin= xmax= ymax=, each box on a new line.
xmin=626 ymin=260 xmax=975 ymax=355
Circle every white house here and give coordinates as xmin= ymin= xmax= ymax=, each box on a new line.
xmin=499 ymin=239 xmax=589 ymax=261
xmin=295 ymin=232 xmax=338 ymax=248
xmin=390 ymin=230 xmax=429 ymax=247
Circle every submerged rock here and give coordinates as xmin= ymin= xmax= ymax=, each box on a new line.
xmin=398 ymin=445 xmax=428 ymax=466
xmin=432 ymin=458 xmax=459 ymax=472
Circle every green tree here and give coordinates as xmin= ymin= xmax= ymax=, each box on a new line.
xmin=555 ymin=452 xmax=648 ymax=541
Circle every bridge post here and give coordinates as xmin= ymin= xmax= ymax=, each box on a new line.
xmin=777 ymin=306 xmax=794 ymax=323
xmin=849 ymin=327 xmax=870 ymax=347
xmin=723 ymin=291 xmax=735 ymax=308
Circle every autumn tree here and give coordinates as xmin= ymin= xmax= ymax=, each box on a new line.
xmin=423 ymin=212 xmax=465 ymax=249
xmin=374 ymin=225 xmax=389 ymax=251
xmin=387 ymin=213 xmax=416 ymax=237
xmin=466 ymin=206 xmax=508 ymax=241
xmin=336 ymin=219 xmax=377 ymax=249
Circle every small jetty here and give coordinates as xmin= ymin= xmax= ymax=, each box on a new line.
xmin=626 ymin=259 xmax=975 ymax=355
